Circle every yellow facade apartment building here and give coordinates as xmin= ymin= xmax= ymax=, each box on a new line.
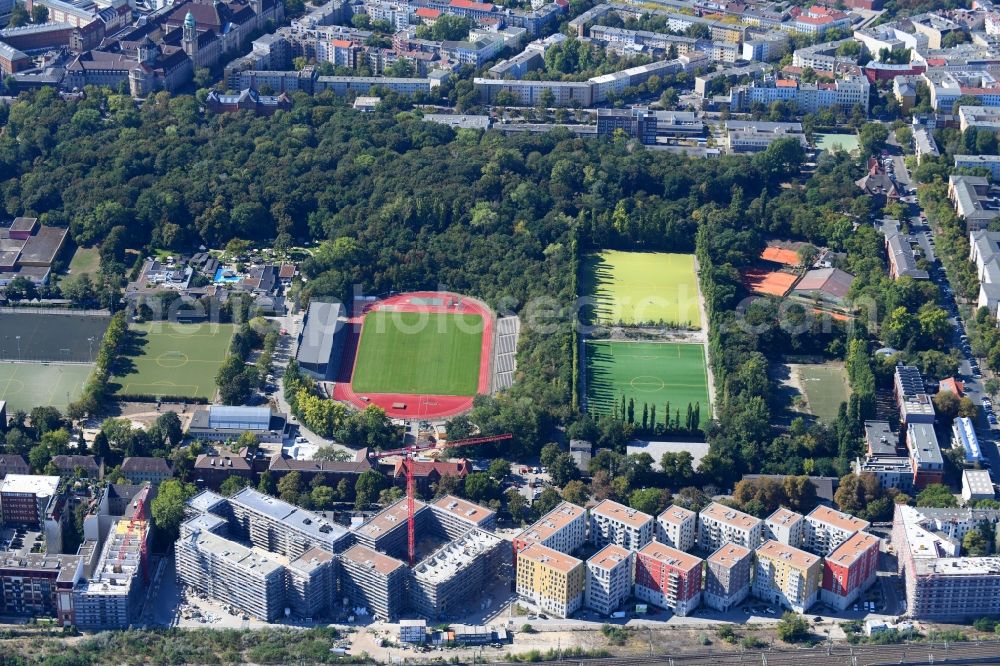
xmin=752 ymin=539 xmax=822 ymax=613
xmin=516 ymin=542 xmax=585 ymax=618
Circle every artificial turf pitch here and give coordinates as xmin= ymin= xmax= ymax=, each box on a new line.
xmin=351 ymin=311 xmax=483 ymax=396
xmin=113 ymin=322 xmax=235 ymax=400
xmin=581 ymin=250 xmax=702 ymax=328
xmin=586 ymin=340 xmax=711 ymax=428
xmin=0 ymin=363 xmax=94 ymax=413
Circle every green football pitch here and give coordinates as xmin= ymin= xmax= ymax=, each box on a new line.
xmin=352 ymin=311 xmax=483 ymax=396
xmin=0 ymin=363 xmax=94 ymax=413
xmin=581 ymin=250 xmax=702 ymax=328
xmin=794 ymin=363 xmax=850 ymax=422
xmin=586 ymin=340 xmax=711 ymax=427
xmin=114 ymin=322 xmax=235 ymax=400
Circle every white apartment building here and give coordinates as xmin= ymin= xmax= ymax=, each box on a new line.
xmin=698 ymin=502 xmax=763 ymax=552
xmin=764 ymin=508 xmax=805 ymax=548
xmin=656 ymin=505 xmax=697 ymax=552
xmin=804 ymin=506 xmax=870 ymax=556
xmin=514 ymin=501 xmax=587 ymax=555
xmin=589 ymin=500 xmax=654 ymax=551
xmin=584 ymin=544 xmax=633 ymax=616
xmin=729 ymin=75 xmax=870 ymax=115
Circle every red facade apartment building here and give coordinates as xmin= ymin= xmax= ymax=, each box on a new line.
xmin=634 ymin=541 xmax=703 ymax=616
xmin=820 ymin=531 xmax=880 ymax=611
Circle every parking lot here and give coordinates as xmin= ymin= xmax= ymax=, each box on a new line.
xmin=0 ymin=527 xmax=44 ymax=556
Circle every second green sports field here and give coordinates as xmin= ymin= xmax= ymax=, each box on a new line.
xmin=581 ymin=250 xmax=702 ymax=327
xmin=113 ymin=322 xmax=235 ymax=400
xmin=352 ymin=311 xmax=483 ymax=396
xmin=586 ymin=340 xmax=711 ymax=427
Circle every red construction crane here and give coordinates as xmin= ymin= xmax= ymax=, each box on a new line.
xmin=369 ymin=433 xmax=513 ymax=565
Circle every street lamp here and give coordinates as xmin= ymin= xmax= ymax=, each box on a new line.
xmin=88 ymin=336 xmax=95 ymax=362
xmin=15 ymin=335 xmax=20 ymax=362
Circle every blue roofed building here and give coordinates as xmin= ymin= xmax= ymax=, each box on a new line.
xmin=951 ymin=416 xmax=985 ymax=466
xmin=187 ymin=405 xmax=289 ymax=443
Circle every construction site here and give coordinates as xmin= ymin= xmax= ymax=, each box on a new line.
xmin=175 ymin=435 xmax=513 ymax=623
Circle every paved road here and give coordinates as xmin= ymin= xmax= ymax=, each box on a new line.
xmin=266 ymin=309 xmax=354 ymax=457
xmin=912 ymin=197 xmax=1000 ymax=477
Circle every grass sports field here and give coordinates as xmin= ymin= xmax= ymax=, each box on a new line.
xmin=815 ymin=133 xmax=859 ymax=154
xmin=352 ymin=311 xmax=483 ymax=396
xmin=68 ymin=247 xmax=100 ymax=277
xmin=586 ymin=340 xmax=710 ymax=427
xmin=0 ymin=363 xmax=93 ymax=413
xmin=793 ymin=363 xmax=850 ymax=422
xmin=581 ymin=251 xmax=701 ymax=327
xmin=114 ymin=322 xmax=234 ymax=400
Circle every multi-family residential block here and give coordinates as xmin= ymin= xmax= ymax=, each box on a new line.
xmin=906 ymin=422 xmax=944 ymax=489
xmin=634 ymin=541 xmax=703 ymax=616
xmin=589 ymin=499 xmax=654 ymax=551
xmin=894 ymin=365 xmax=935 ymax=426
xmin=340 ymin=544 xmax=408 ymax=621
xmin=804 ymin=506 xmax=869 ymax=556
xmin=515 ymin=543 xmax=585 ymax=618
xmin=0 ymin=474 xmax=59 ymax=526
xmin=584 ymin=544 xmax=632 ymax=616
xmin=704 ymin=543 xmax=752 ymax=612
xmin=656 ymin=505 xmax=696 ymax=552
xmin=753 ymin=540 xmax=822 ymax=613
xmin=820 ymin=532 xmax=881 ymax=610
xmin=764 ymin=508 xmax=804 ymax=548
xmin=698 ymin=502 xmax=763 ymax=552
xmin=513 ymin=501 xmax=586 ymax=556
xmin=962 ymin=469 xmax=995 ymax=502
xmin=893 ymin=504 xmax=1000 ymax=620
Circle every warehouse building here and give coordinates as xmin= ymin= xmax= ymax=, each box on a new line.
xmin=410 ymin=528 xmax=505 ymax=619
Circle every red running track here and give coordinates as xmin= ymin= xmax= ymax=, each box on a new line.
xmin=331 ymin=291 xmax=493 ymax=420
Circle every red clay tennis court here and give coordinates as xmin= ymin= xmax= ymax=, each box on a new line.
xmin=743 ymin=268 xmax=798 ymax=297
xmin=761 ymin=246 xmax=800 ymax=266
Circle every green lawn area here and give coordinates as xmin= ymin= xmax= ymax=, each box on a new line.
xmin=794 ymin=363 xmax=850 ymax=422
xmin=351 ymin=311 xmax=483 ymax=396
xmin=581 ymin=251 xmax=701 ymax=328
xmin=68 ymin=247 xmax=100 ymax=277
xmin=113 ymin=322 xmax=235 ymax=400
xmin=586 ymin=340 xmax=711 ymax=427
xmin=815 ymin=133 xmax=859 ymax=154
xmin=0 ymin=363 xmax=94 ymax=413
